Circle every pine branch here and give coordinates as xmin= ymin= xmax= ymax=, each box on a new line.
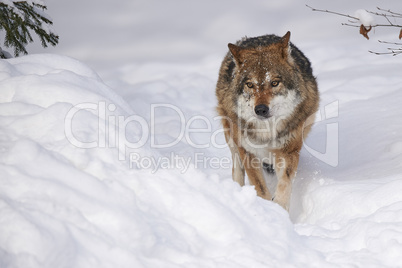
xmin=0 ymin=3 xmax=28 ymax=57
xmin=0 ymin=1 xmax=59 ymax=58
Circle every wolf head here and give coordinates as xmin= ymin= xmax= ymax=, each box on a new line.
xmin=228 ymin=32 xmax=301 ymax=128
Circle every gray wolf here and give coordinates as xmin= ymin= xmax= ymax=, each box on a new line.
xmin=215 ymin=32 xmax=319 ymax=210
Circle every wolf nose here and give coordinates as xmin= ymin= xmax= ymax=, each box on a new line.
xmin=254 ymin=104 xmax=270 ymax=118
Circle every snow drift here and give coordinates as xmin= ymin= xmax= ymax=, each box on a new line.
xmin=2 ymin=44 xmax=402 ymax=268
xmin=2 ymin=0 xmax=400 ymax=266
xmin=0 ymin=55 xmax=327 ymax=268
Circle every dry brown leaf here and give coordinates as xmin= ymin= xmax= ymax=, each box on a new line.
xmin=399 ymin=29 xmax=402 ymax=40
xmin=359 ymin=25 xmax=371 ymax=40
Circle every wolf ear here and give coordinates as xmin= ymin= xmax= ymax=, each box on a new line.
xmin=228 ymin=43 xmax=245 ymax=65
xmin=280 ymin=31 xmax=291 ymax=46
xmin=279 ymin=31 xmax=291 ymax=59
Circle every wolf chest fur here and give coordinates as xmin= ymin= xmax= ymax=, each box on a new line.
xmin=215 ymin=32 xmax=319 ymax=210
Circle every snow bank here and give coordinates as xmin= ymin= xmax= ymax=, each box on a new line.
xmin=2 ymin=0 xmax=402 ymax=261
xmin=3 ymin=46 xmax=402 ymax=267
xmin=0 ymin=55 xmax=332 ymax=268
xmin=6 ymin=0 xmax=401 ymax=267
xmin=295 ymin=175 xmax=402 ymax=267
xmin=355 ymin=9 xmax=376 ymax=28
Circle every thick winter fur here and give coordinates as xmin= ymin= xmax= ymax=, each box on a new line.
xmin=216 ymin=32 xmax=319 ymax=210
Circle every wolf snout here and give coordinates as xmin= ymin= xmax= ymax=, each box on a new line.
xmin=254 ymin=104 xmax=270 ymax=118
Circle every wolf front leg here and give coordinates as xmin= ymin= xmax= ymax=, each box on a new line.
xmin=229 ymin=145 xmax=245 ymax=186
xmin=238 ymin=147 xmax=272 ymax=200
xmin=272 ymin=151 xmax=300 ymax=211
xmin=222 ymin=119 xmax=245 ymax=186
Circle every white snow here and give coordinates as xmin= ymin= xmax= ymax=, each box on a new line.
xmin=2 ymin=0 xmax=402 ymax=267
xmin=355 ymin=9 xmax=376 ymax=28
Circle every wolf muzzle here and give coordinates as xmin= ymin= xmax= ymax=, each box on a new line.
xmin=254 ymin=104 xmax=270 ymax=118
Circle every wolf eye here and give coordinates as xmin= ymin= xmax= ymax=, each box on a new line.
xmin=271 ymin=81 xmax=280 ymax=87
xmin=246 ymin=82 xmax=254 ymax=88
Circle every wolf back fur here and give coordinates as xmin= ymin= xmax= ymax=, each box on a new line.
xmin=215 ymin=32 xmax=319 ymax=210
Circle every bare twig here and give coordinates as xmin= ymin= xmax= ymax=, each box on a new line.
xmin=342 ymin=22 xmax=402 ymax=28
xmin=369 ymin=49 xmax=402 ymax=56
xmin=341 ymin=23 xmax=359 ymax=28
xmin=367 ymin=10 xmax=402 ymax=19
xmin=307 ymin=5 xmax=402 ymax=56
xmin=306 ymin=5 xmax=359 ymax=20
xmin=306 ymin=5 xmax=402 ymax=28
xmin=378 ymin=40 xmax=402 ymax=45
xmin=376 ymin=7 xmax=402 ymax=17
